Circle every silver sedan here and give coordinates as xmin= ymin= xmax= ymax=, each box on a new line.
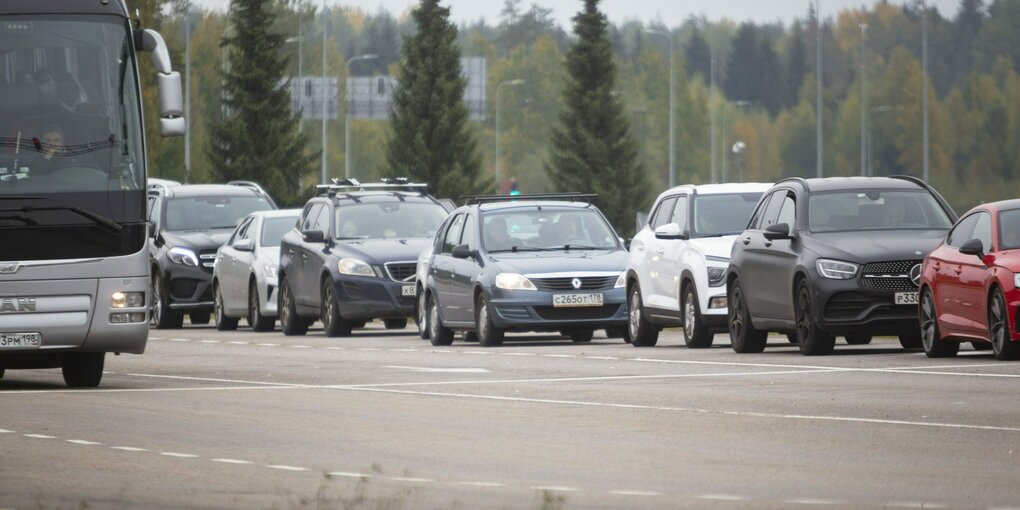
xmin=213 ymin=209 xmax=301 ymax=331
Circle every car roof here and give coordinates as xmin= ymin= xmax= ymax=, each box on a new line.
xmin=965 ymin=199 xmax=1020 ymax=215
xmin=157 ymin=184 xmax=267 ymax=199
xmin=249 ymin=209 xmax=302 ymax=219
xmin=328 ymin=192 xmax=440 ymax=204
xmin=474 ymin=200 xmax=597 ymax=213
xmin=655 ymin=182 xmax=772 ymax=201
xmin=777 ymin=176 xmax=929 ymax=193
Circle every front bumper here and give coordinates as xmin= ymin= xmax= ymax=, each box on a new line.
xmin=813 ymin=277 xmax=919 ymax=336
xmin=164 ymin=263 xmax=214 ymax=312
xmin=332 ymin=275 xmax=415 ymax=321
xmin=487 ymin=287 xmax=628 ymax=332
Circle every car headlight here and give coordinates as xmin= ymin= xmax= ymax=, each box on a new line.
xmin=707 ymin=266 xmax=727 ymax=287
xmin=338 ymin=258 xmax=375 ymax=277
xmin=495 ymin=273 xmax=537 ymax=291
xmin=167 ymin=247 xmax=198 ymax=267
xmin=614 ymin=273 xmax=625 ymax=288
xmin=817 ymin=259 xmax=859 ymax=280
xmin=1014 ymin=273 xmax=1020 ymax=289
xmin=264 ymin=264 xmax=278 ymax=279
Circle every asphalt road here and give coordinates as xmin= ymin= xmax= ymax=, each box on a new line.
xmin=2 ymin=322 xmax=1020 ymax=510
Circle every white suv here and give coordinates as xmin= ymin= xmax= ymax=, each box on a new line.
xmin=626 ymin=183 xmax=772 ymax=347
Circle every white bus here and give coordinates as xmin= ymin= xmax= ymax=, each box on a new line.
xmin=0 ymin=0 xmax=184 ymax=386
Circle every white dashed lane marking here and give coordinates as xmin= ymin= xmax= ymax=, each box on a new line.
xmin=256 ymin=343 xmax=279 ymax=347
xmin=609 ymin=490 xmax=661 ymax=497
xmin=785 ymin=498 xmax=844 ymax=505
xmin=532 ymin=486 xmax=581 ymax=492
xmin=24 ymin=434 xmax=55 ymax=439
xmin=0 ymin=429 xmax=14 ymax=433
xmin=389 ymin=476 xmax=433 ymax=483
xmin=111 ymin=446 xmax=147 ymax=452
xmin=328 ymin=471 xmax=372 ymax=478
xmin=199 ymin=340 xmax=220 ymax=344
xmin=456 ymin=481 xmax=505 ymax=487
xmin=268 ymin=465 xmax=309 ymax=472
xmin=698 ymin=494 xmax=750 ymax=501
xmin=66 ymin=439 xmax=102 ymax=445
xmin=160 ymin=452 xmax=198 ymax=458
xmin=212 ymin=458 xmax=252 ymax=465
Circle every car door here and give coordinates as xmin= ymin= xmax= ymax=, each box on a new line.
xmin=305 ymin=202 xmax=333 ymax=308
xmin=643 ymin=195 xmax=678 ymax=310
xmin=434 ymin=213 xmax=465 ymax=320
xmin=957 ymin=211 xmax=993 ymax=334
xmin=936 ymin=213 xmax=979 ymax=335
xmin=232 ymin=216 xmax=259 ymax=307
xmin=655 ymin=195 xmax=688 ymax=313
xmin=628 ymin=199 xmax=662 ymax=305
xmin=758 ymin=192 xmax=800 ymax=320
xmin=221 ymin=217 xmax=252 ymax=311
xmin=291 ymin=203 xmax=322 ymax=307
xmin=737 ymin=190 xmax=783 ymax=316
xmin=448 ymin=212 xmax=480 ymax=323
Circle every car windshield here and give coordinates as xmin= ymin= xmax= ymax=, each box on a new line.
xmin=808 ymin=190 xmax=952 ymax=233
xmin=334 ymin=202 xmax=447 ymax=239
xmin=481 ymin=209 xmax=619 ymax=252
xmin=165 ymin=196 xmax=274 ymax=231
xmin=692 ymin=193 xmax=763 ymax=237
xmin=999 ymin=209 xmax=1020 ymax=251
xmin=260 ymin=215 xmax=299 ymax=247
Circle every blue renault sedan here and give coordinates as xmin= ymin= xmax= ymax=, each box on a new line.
xmin=421 ymin=194 xmax=629 ymax=346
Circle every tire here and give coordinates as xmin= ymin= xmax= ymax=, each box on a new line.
xmin=795 ymin=280 xmax=835 ymax=356
xmin=971 ymin=341 xmax=992 ymax=351
xmin=569 ymin=330 xmax=594 ymax=343
xmin=61 ymin=353 xmax=104 ymax=388
xmin=279 ymin=276 xmax=308 ymax=336
xmin=627 ymin=285 xmax=659 ymax=347
xmin=321 ymin=281 xmax=352 ymax=337
xmin=214 ymin=285 xmax=238 ymax=331
xmin=189 ymin=311 xmax=211 ymax=325
xmin=475 ymin=295 xmax=504 ymax=347
xmin=0 ymin=368 xmax=5 ymax=379
xmin=682 ymin=284 xmax=714 ymax=348
xmin=729 ymin=279 xmax=768 ymax=353
xmin=384 ymin=318 xmax=408 ymax=330
xmin=416 ymin=290 xmax=430 ymax=340
xmin=248 ymin=281 xmax=274 ymax=332
xmin=989 ymin=289 xmax=1020 ymax=361
xmin=898 ymin=331 xmax=923 ymax=350
xmin=844 ymin=334 xmax=872 ymax=345
xmin=150 ymin=273 xmax=183 ymax=329
xmin=427 ymin=294 xmax=454 ymax=346
xmin=921 ymin=287 xmax=958 ymax=358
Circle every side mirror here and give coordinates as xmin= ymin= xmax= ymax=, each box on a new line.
xmin=763 ymin=223 xmax=792 ymax=241
xmin=233 ymin=239 xmax=255 ymax=252
xmin=137 ymin=29 xmax=185 ymax=137
xmin=451 ymin=244 xmax=472 ymax=259
xmin=654 ymin=223 xmax=686 ymax=240
xmin=302 ymin=230 xmax=325 ymax=244
xmin=148 ymin=222 xmax=157 ymax=239
xmin=959 ymin=239 xmax=984 ymax=258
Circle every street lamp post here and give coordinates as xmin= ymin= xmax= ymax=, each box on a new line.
xmin=285 ymin=34 xmax=303 ymax=133
xmin=344 ymin=53 xmax=378 ymax=180
xmin=921 ymin=0 xmax=930 ymax=182
xmin=710 ymin=40 xmax=717 ymax=183
xmin=867 ymin=105 xmax=890 ymax=177
xmin=859 ymin=23 xmax=868 ymax=176
xmin=732 ymin=141 xmax=747 ymax=182
xmin=645 ymin=29 xmax=675 ymax=188
xmin=320 ymin=0 xmax=327 ymax=184
xmin=495 ymin=79 xmax=525 ymax=193
xmin=816 ymin=0 xmax=824 ymax=178
xmin=721 ymin=100 xmax=750 ymax=182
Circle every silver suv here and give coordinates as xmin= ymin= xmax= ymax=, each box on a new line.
xmin=625 ymin=183 xmax=771 ymax=347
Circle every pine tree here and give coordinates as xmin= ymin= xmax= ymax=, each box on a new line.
xmin=786 ymin=21 xmax=808 ymax=108
xmin=546 ymin=0 xmax=648 ymax=236
xmin=684 ymin=27 xmax=711 ymax=81
xmin=206 ymin=0 xmax=315 ymax=205
xmin=725 ymin=23 xmax=760 ymax=104
xmin=385 ymin=0 xmax=483 ymax=200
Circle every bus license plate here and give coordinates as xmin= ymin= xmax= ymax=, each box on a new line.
xmin=0 ymin=332 xmax=41 ymax=349
xmin=553 ymin=293 xmax=604 ymax=308
xmin=895 ymin=292 xmax=919 ymax=305
xmin=401 ymin=285 xmax=415 ymax=297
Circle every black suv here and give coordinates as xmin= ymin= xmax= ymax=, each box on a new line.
xmin=148 ymin=183 xmax=277 ymax=328
xmin=277 ymin=179 xmax=450 ymax=336
xmin=726 ymin=176 xmax=957 ymax=355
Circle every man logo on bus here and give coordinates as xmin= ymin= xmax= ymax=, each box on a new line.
xmin=0 ymin=297 xmax=36 ymax=313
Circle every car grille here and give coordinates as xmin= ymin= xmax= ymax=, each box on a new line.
xmin=384 ymin=262 xmax=417 ymax=282
xmin=824 ymin=291 xmax=916 ymax=320
xmin=530 ymin=276 xmax=618 ymax=292
xmin=199 ymin=251 xmax=217 ymax=273
xmin=861 ymin=260 xmax=921 ymax=292
xmin=533 ymin=304 xmax=621 ymax=321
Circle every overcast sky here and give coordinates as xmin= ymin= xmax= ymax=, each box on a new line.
xmin=197 ymin=1 xmax=962 ymax=26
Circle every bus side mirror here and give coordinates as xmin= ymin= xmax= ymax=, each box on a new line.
xmin=136 ymin=29 xmax=185 ymax=137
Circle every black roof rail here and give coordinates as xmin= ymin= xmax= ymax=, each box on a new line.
xmin=889 ymin=175 xmax=930 ymax=189
xmin=460 ymin=192 xmax=597 ymax=205
xmin=227 ymin=180 xmax=267 ymax=194
xmin=315 ymin=177 xmax=429 ymax=197
xmin=775 ymin=177 xmax=810 ymax=191
xmin=890 ymin=175 xmax=959 ymax=221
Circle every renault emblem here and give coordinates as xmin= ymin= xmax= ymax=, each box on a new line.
xmin=571 ymin=278 xmax=582 ymax=289
xmin=0 ymin=262 xmax=21 ymax=274
xmin=910 ymin=264 xmax=923 ymax=286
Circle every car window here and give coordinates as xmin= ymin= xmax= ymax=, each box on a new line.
xmin=999 ymin=209 xmax=1020 ymax=251
xmin=460 ymin=215 xmax=477 ymax=249
xmin=301 ymin=204 xmax=322 ymax=232
xmin=947 ymin=213 xmax=980 ymax=248
xmin=747 ymin=193 xmax=773 ymax=230
xmin=442 ymin=214 xmax=465 ymax=254
xmin=759 ymin=191 xmax=787 ymax=229
xmin=670 ymin=196 xmax=688 ymax=231
xmin=261 ymin=216 xmax=300 ymax=247
xmin=238 ymin=217 xmax=254 ymax=241
xmin=231 ymin=217 xmax=252 ymax=244
xmin=651 ymin=196 xmax=678 ymax=229
xmin=776 ymin=194 xmax=796 ymax=230
xmin=971 ymin=212 xmax=993 ymax=252
xmin=312 ymin=204 xmax=331 ymax=235
xmin=693 ymin=193 xmax=765 ymax=237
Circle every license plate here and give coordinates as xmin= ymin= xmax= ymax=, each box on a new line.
xmin=895 ymin=292 xmax=919 ymax=305
xmin=552 ymin=293 xmax=604 ymax=308
xmin=401 ymin=285 xmax=415 ymax=297
xmin=0 ymin=332 xmax=41 ymax=349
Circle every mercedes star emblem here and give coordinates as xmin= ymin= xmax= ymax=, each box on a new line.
xmin=910 ymin=264 xmax=923 ymax=286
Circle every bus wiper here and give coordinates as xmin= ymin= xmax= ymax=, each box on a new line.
xmin=0 ymin=206 xmax=122 ymax=233
xmin=0 ymin=196 xmax=48 ymax=201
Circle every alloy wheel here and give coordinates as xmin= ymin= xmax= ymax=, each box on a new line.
xmin=150 ymin=276 xmax=162 ymax=327
xmin=729 ymin=287 xmax=744 ymax=340
xmin=921 ymin=290 xmax=937 ymax=352
xmin=796 ymin=287 xmax=811 ymax=342
xmin=991 ymin=293 xmax=1008 ymax=353
xmin=628 ymin=290 xmax=641 ymax=340
xmin=684 ymin=290 xmax=696 ymax=339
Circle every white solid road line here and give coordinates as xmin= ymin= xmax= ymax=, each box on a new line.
xmin=125 ymin=373 xmax=308 ymax=387
xmin=212 ymin=458 xmax=253 ymax=464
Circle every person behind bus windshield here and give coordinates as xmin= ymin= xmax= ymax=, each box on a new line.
xmin=33 ymin=124 xmax=97 ymax=175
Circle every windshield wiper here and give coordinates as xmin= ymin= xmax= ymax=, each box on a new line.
xmin=559 ymin=245 xmax=609 ymax=251
xmin=0 ymin=206 xmax=122 ymax=233
xmin=0 ymin=196 xmax=48 ymax=201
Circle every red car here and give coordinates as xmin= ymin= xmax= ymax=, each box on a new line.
xmin=919 ymin=200 xmax=1020 ymax=360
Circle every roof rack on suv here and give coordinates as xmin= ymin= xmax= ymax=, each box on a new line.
xmin=775 ymin=177 xmax=810 ymax=191
xmin=227 ymin=180 xmax=269 ymax=195
xmin=314 ymin=177 xmax=428 ymax=197
xmin=461 ymin=192 xmax=597 ymax=205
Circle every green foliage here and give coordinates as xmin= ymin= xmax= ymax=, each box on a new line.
xmin=546 ymin=0 xmax=648 ymax=236
xmin=206 ymin=0 xmax=316 ymax=206
xmin=385 ymin=0 xmax=484 ymax=200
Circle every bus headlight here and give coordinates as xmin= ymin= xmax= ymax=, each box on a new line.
xmin=111 ymin=291 xmax=145 ymax=308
